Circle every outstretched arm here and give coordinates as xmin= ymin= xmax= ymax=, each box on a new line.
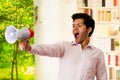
xmin=19 ymin=40 xmax=66 ymax=57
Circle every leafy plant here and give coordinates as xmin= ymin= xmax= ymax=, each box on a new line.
xmin=0 ymin=0 xmax=35 ymax=80
xmin=114 ymin=41 xmax=120 ymax=46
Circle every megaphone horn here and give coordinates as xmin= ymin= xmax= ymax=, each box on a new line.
xmin=5 ymin=25 xmax=34 ymax=44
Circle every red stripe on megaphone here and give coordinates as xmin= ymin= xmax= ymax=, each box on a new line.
xmin=29 ymin=29 xmax=34 ymax=38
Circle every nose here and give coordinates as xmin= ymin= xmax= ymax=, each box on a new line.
xmin=73 ymin=26 xmax=78 ymax=30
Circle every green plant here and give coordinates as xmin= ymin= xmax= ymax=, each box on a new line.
xmin=114 ymin=41 xmax=120 ymax=46
xmin=0 ymin=0 xmax=35 ymax=80
xmin=118 ymin=26 xmax=120 ymax=31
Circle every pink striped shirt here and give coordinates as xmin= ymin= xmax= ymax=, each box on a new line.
xmin=29 ymin=41 xmax=107 ymax=80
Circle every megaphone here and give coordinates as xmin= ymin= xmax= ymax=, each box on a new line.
xmin=5 ymin=25 xmax=34 ymax=44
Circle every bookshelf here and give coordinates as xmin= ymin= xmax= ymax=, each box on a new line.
xmin=77 ymin=0 xmax=120 ymax=80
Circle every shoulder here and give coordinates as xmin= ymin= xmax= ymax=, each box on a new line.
xmin=56 ymin=41 xmax=72 ymax=47
xmin=90 ymin=44 xmax=104 ymax=56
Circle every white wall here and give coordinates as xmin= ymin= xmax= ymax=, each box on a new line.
xmin=59 ymin=0 xmax=77 ymax=41
xmin=33 ymin=0 xmax=77 ymax=80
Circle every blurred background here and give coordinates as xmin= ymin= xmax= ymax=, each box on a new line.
xmin=1 ymin=0 xmax=119 ymax=80
xmin=0 ymin=0 xmax=35 ymax=80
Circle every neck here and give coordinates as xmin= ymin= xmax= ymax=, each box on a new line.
xmin=81 ymin=37 xmax=90 ymax=49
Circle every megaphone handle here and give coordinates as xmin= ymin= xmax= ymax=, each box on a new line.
xmin=20 ymin=40 xmax=27 ymax=51
xmin=21 ymin=47 xmax=24 ymax=51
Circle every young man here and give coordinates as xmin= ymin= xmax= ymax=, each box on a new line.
xmin=19 ymin=13 xmax=107 ymax=80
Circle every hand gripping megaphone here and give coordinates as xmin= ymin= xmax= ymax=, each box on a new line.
xmin=5 ymin=25 xmax=34 ymax=44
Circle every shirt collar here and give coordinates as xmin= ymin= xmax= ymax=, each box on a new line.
xmin=71 ymin=41 xmax=94 ymax=49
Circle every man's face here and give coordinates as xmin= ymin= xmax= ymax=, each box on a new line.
xmin=72 ymin=19 xmax=89 ymax=44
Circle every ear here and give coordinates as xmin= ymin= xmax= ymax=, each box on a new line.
xmin=87 ymin=27 xmax=92 ymax=34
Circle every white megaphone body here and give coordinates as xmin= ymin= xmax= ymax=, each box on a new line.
xmin=5 ymin=25 xmax=34 ymax=44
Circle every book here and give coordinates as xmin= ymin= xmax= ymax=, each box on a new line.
xmin=102 ymin=0 xmax=105 ymax=7
xmin=116 ymin=69 xmax=120 ymax=80
xmin=77 ymin=8 xmax=93 ymax=17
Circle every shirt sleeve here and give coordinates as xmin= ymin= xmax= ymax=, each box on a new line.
xmin=29 ymin=41 xmax=66 ymax=57
xmin=96 ymin=51 xmax=108 ymax=80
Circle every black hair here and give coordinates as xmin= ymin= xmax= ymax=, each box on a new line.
xmin=71 ymin=13 xmax=95 ymax=37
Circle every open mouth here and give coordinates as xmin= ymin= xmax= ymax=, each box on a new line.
xmin=75 ymin=33 xmax=79 ymax=38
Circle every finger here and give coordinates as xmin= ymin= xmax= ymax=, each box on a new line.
xmin=26 ymin=39 xmax=30 ymax=43
xmin=19 ymin=40 xmax=26 ymax=48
